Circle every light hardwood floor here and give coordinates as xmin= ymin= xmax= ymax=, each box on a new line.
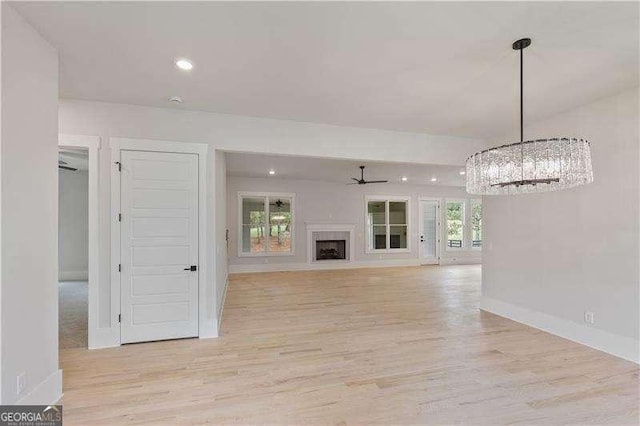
xmin=59 ymin=265 xmax=639 ymax=425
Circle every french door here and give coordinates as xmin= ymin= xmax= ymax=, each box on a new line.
xmin=419 ymin=199 xmax=440 ymax=265
xmin=120 ymin=150 xmax=199 ymax=343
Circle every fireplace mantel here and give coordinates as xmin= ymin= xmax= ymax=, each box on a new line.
xmin=305 ymin=223 xmax=356 ymax=264
xmin=305 ymin=222 xmax=356 ymax=231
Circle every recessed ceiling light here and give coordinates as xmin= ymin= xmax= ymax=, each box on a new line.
xmin=269 ymin=170 xmax=275 ymax=175
xmin=459 ymin=170 xmax=466 ymax=175
xmin=430 ymin=177 xmax=437 ymax=182
xmin=175 ymin=58 xmax=193 ymax=71
xmin=401 ymin=176 xmax=408 ymax=182
xmin=168 ymin=96 xmax=183 ymax=104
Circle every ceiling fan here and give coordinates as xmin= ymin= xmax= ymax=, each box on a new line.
xmin=269 ymin=199 xmax=286 ymax=209
xmin=58 ymin=160 xmax=77 ymax=171
xmin=349 ymin=166 xmax=388 ymax=185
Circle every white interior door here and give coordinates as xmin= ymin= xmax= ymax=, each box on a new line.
xmin=120 ymin=150 xmax=199 ymax=344
xmin=419 ymin=199 xmax=440 ymax=265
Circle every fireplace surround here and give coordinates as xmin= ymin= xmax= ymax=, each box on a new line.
xmin=306 ymin=223 xmax=355 ymax=264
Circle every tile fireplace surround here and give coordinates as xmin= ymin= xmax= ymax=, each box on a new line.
xmin=306 ymin=223 xmax=356 ymax=264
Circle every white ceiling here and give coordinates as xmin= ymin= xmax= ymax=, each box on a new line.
xmin=227 ymin=152 xmax=466 ymax=187
xmin=15 ymin=2 xmax=639 ymax=138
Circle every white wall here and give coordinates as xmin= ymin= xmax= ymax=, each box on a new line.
xmin=60 ymin=99 xmax=486 ymax=166
xmin=228 ymin=176 xmax=482 ymax=272
xmin=214 ymin=152 xmax=228 ymax=319
xmin=481 ymin=89 xmax=639 ymax=363
xmin=1 ymin=4 xmax=61 ymax=404
xmin=58 ymin=99 xmax=485 ymax=342
xmin=58 ymin=169 xmax=88 ymax=281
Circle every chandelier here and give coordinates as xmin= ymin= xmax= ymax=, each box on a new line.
xmin=466 ymin=38 xmax=593 ymax=195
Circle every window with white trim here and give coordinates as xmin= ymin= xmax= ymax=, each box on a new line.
xmin=446 ymin=200 xmax=465 ymax=249
xmin=239 ymin=193 xmax=294 ymax=256
xmin=471 ymin=200 xmax=482 ymax=249
xmin=366 ymin=197 xmax=409 ymax=252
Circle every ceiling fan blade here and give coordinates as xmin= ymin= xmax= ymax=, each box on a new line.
xmin=364 ymin=180 xmax=389 ymax=184
xmin=351 ymin=177 xmax=360 ymax=182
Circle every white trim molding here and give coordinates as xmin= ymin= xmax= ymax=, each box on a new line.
xmin=109 ymin=137 xmax=210 ymax=345
xmin=58 ymin=134 xmax=102 ymax=349
xmin=237 ymin=191 xmax=296 ymax=258
xmin=306 ymin=222 xmax=356 ymax=264
xmin=480 ymin=296 xmax=639 ymax=364
xmin=16 ymin=369 xmax=62 ymax=405
xmin=364 ymin=195 xmax=411 ymax=254
xmin=229 ymin=258 xmax=421 ymax=274
xmin=216 ymin=277 xmax=230 ymax=335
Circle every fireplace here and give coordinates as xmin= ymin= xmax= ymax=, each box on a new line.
xmin=306 ymin=223 xmax=354 ymax=264
xmin=316 ymin=240 xmax=346 ymax=261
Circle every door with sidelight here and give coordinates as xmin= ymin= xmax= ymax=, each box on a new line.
xmin=419 ymin=199 xmax=440 ymax=265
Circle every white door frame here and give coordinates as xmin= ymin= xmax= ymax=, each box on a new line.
xmin=110 ymin=137 xmax=212 ymax=345
xmin=58 ymin=134 xmax=101 ymax=348
xmin=418 ymin=197 xmax=441 ymax=265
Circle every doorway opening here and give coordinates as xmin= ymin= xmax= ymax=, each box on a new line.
xmin=58 ymin=148 xmax=89 ymax=349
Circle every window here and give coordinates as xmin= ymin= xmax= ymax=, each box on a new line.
xmin=366 ymin=197 xmax=409 ymax=252
xmin=446 ymin=200 xmax=465 ymax=249
xmin=471 ymin=200 xmax=482 ymax=248
xmin=239 ymin=193 xmax=294 ymax=256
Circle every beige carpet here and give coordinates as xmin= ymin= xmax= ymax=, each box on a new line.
xmin=59 ymin=281 xmax=88 ymax=349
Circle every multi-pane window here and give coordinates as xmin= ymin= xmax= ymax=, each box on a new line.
xmin=240 ymin=193 xmax=293 ymax=255
xmin=471 ymin=201 xmax=482 ymax=248
xmin=446 ymin=200 xmax=465 ymax=249
xmin=366 ymin=198 xmax=409 ymax=251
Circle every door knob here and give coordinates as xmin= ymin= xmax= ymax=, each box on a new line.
xmin=184 ymin=265 xmax=197 ymax=271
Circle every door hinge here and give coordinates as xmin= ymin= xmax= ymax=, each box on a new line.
xmin=118 ymin=264 xmax=121 ymax=272
xmin=115 ymin=161 xmax=121 ymax=172
xmin=117 ymin=213 xmax=121 ymax=222
xmin=118 ymin=314 xmax=121 ymax=323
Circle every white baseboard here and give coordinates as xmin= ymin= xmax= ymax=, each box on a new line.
xmin=16 ymin=369 xmax=62 ymax=405
xmin=480 ymin=296 xmax=639 ymax=364
xmin=59 ymin=270 xmax=88 ymax=281
xmin=216 ymin=277 xmax=230 ymax=335
xmin=199 ymin=318 xmax=219 ymax=339
xmin=199 ymin=274 xmax=229 ymax=339
xmin=439 ymin=257 xmax=481 ymax=265
xmin=88 ymin=327 xmax=120 ymax=350
xmin=229 ymin=258 xmax=423 ymax=274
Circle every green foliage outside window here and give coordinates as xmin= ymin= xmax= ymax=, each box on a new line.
xmin=472 ymin=203 xmax=482 ymax=242
xmin=447 ymin=202 xmax=464 ymax=242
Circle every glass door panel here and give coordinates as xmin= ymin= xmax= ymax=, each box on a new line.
xmin=419 ymin=200 xmax=439 ymax=264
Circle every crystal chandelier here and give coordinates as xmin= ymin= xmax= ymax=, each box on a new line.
xmin=466 ymin=38 xmax=594 ymax=195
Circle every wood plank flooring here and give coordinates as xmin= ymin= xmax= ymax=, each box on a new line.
xmin=59 ymin=265 xmax=639 ymax=425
